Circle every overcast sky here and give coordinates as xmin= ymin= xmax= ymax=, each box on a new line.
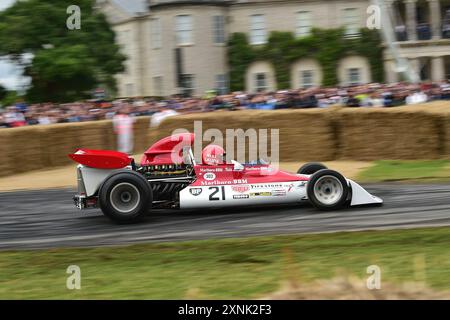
xmin=0 ymin=0 xmax=22 ymax=90
xmin=0 ymin=0 xmax=14 ymax=11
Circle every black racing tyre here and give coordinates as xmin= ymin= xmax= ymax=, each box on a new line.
xmin=297 ymin=162 xmax=328 ymax=175
xmin=99 ymin=171 xmax=152 ymax=224
xmin=307 ymin=169 xmax=349 ymax=211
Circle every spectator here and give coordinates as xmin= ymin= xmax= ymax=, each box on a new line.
xmin=0 ymin=81 xmax=449 ymax=129
xmin=3 ymin=106 xmax=26 ymax=127
xmin=0 ymin=113 xmax=8 ymax=128
xmin=113 ymin=105 xmax=136 ymax=155
xmin=346 ymin=95 xmax=360 ymax=107
xmin=150 ymin=104 xmax=179 ymax=128
xmin=406 ymin=90 xmax=428 ymax=105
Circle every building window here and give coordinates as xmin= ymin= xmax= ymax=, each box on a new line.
xmin=296 ymin=11 xmax=312 ymax=37
xmin=180 ymin=74 xmax=195 ymax=96
xmin=175 ymin=15 xmax=193 ymax=45
xmin=301 ymin=70 xmax=314 ymax=88
xmin=215 ymin=74 xmax=228 ymax=94
xmin=151 ymin=18 xmax=162 ymax=49
xmin=153 ymin=76 xmax=163 ymax=96
xmin=213 ymin=15 xmax=226 ymax=44
xmin=348 ymin=68 xmax=361 ymax=85
xmin=250 ymin=14 xmax=266 ymax=45
xmin=343 ymin=8 xmax=360 ymax=37
xmin=254 ymin=73 xmax=267 ymax=92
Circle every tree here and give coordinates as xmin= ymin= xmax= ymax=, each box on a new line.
xmin=0 ymin=0 xmax=125 ymax=102
xmin=0 ymin=84 xmax=6 ymax=102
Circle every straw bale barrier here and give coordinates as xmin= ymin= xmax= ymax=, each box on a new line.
xmin=336 ymin=107 xmax=442 ymax=160
xmin=0 ymin=101 xmax=449 ymax=177
xmin=154 ymin=109 xmax=336 ymax=162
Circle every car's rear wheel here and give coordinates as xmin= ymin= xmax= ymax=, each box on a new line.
xmin=297 ymin=162 xmax=328 ymax=175
xmin=307 ymin=169 xmax=348 ymax=210
xmin=99 ymin=171 xmax=152 ymax=223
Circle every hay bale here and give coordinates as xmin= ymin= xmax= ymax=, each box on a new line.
xmin=0 ymin=126 xmax=45 ymax=175
xmin=0 ymin=129 xmax=15 ymax=177
xmin=74 ymin=120 xmax=113 ymax=151
xmin=154 ymin=109 xmax=336 ymax=162
xmin=337 ymin=108 xmax=441 ymax=160
xmin=39 ymin=123 xmax=83 ymax=166
xmin=1 ymin=102 xmax=448 ymax=178
xmin=133 ymin=116 xmax=152 ymax=154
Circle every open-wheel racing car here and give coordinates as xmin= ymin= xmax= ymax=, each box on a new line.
xmin=69 ymin=133 xmax=382 ymax=223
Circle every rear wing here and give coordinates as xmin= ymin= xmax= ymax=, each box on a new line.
xmin=68 ymin=149 xmax=132 ymax=169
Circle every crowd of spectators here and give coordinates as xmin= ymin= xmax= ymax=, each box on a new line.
xmin=1 ymin=81 xmax=449 ymax=129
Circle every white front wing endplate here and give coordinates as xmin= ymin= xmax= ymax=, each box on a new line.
xmin=347 ymin=179 xmax=383 ymax=206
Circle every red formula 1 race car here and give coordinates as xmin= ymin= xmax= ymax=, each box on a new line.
xmin=69 ymin=133 xmax=382 ymax=223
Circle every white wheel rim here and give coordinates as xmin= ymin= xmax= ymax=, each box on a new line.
xmin=313 ymin=175 xmax=343 ymax=206
xmin=110 ymin=182 xmax=141 ymax=214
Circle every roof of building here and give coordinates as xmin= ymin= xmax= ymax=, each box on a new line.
xmin=149 ymin=0 xmax=231 ymax=8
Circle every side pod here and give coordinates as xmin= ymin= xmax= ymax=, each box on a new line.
xmin=347 ymin=179 xmax=383 ymax=206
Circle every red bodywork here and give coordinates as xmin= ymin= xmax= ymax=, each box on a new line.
xmin=69 ymin=132 xmax=307 ymax=184
xmin=191 ymin=164 xmax=308 ymax=186
xmin=141 ymin=133 xmax=195 ymax=166
xmin=69 ymin=149 xmax=132 ymax=169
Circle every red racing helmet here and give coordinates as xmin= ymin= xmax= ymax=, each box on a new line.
xmin=202 ymin=144 xmax=226 ymax=165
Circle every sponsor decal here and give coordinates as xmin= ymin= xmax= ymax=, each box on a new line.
xmin=189 ymin=188 xmax=202 ymax=196
xmin=200 ymin=179 xmax=248 ymax=186
xmin=231 ymin=185 xmax=250 ymax=193
xmin=233 ymin=194 xmax=249 ymax=199
xmin=250 ymin=192 xmax=272 ymax=197
xmin=199 ymin=167 xmax=223 ymax=173
xmin=203 ymin=172 xmax=216 ymax=181
xmin=245 ymin=166 xmax=274 ymax=172
xmin=250 ymin=183 xmax=284 ymax=189
xmin=271 ymin=189 xmax=287 ymax=197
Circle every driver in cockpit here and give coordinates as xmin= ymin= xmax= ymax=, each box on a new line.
xmin=201 ymin=145 xmax=226 ymax=165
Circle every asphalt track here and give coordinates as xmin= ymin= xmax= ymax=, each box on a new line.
xmin=1 ymin=184 xmax=450 ymax=250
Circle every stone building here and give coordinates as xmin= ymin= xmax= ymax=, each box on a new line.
xmin=96 ymin=0 xmax=450 ymax=97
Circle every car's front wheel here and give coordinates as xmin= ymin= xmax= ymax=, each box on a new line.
xmin=99 ymin=171 xmax=152 ymax=223
xmin=297 ymin=162 xmax=328 ymax=175
xmin=307 ymin=169 xmax=349 ymax=210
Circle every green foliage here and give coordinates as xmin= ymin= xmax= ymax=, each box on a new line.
xmin=227 ymin=33 xmax=255 ymax=93
xmin=0 ymin=84 xmax=6 ymax=101
xmin=0 ymin=91 xmax=19 ymax=108
xmin=227 ymin=28 xmax=384 ymax=91
xmin=0 ymin=0 xmax=125 ymax=102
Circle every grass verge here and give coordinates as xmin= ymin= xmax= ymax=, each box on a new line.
xmin=357 ymin=160 xmax=450 ymax=182
xmin=1 ymin=227 xmax=450 ymax=299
